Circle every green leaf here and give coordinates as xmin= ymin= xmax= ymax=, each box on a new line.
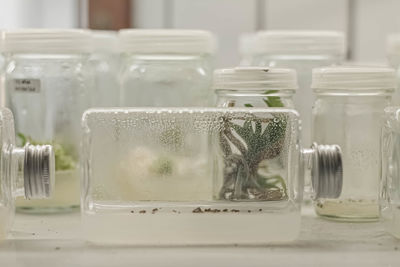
xmin=263 ymin=90 xmax=284 ymax=107
xmin=17 ymin=133 xmax=27 ymax=146
xmin=229 ymin=122 xmax=252 ymax=143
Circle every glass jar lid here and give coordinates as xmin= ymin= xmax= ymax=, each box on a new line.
xmin=119 ymin=29 xmax=217 ymax=54
xmin=2 ymin=29 xmax=92 ymax=54
xmin=312 ymin=66 xmax=396 ymax=90
xmin=213 ymin=67 xmax=298 ymax=91
xmin=253 ymin=30 xmax=346 ymax=56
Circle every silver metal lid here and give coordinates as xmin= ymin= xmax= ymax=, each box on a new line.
xmin=310 ymin=143 xmax=343 ymax=199
xmin=24 ymin=144 xmax=55 ymax=199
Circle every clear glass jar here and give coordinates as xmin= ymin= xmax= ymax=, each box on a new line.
xmin=81 ymin=107 xmax=342 ymax=245
xmin=381 ymin=106 xmax=400 ymax=238
xmin=213 ymin=67 xmax=297 ymax=108
xmin=0 ymin=107 xmax=54 ymax=240
xmin=88 ymin=30 xmax=120 ymax=107
xmin=0 ymin=33 xmax=5 ymax=107
xmin=312 ymin=66 xmax=395 ymax=221
xmin=3 ymin=29 xmax=93 ymax=213
xmin=247 ymin=31 xmax=346 ymax=148
xmin=119 ymin=29 xmax=216 ymax=107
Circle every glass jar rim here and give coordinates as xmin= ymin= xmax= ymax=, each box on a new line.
xmin=215 ymin=88 xmax=296 ymax=94
xmin=119 ymin=29 xmax=217 ymax=54
xmin=312 ymin=66 xmax=396 ymax=90
xmin=213 ymin=67 xmax=298 ymax=91
xmin=252 ymin=30 xmax=346 ymax=56
xmin=2 ymin=29 xmax=92 ymax=54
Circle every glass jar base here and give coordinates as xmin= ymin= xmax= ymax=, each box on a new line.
xmin=16 ymin=205 xmax=79 ymax=214
xmin=314 ymin=199 xmax=379 ymax=222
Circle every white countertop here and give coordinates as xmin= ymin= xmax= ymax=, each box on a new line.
xmin=0 ymin=207 xmax=399 ymax=267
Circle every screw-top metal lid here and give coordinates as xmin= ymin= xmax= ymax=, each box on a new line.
xmin=310 ymin=143 xmax=343 ymax=199
xmin=24 ymin=144 xmax=55 ymax=199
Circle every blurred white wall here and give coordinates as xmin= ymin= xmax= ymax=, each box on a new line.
xmin=132 ymin=0 xmax=400 ymax=67
xmin=0 ymin=0 xmax=79 ymax=28
xmin=2 ymin=0 xmax=400 ymax=66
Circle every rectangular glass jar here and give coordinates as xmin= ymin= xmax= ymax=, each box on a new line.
xmin=0 ymin=108 xmax=54 ymax=240
xmin=81 ymin=108 xmax=303 ymax=245
xmin=3 ymin=29 xmax=93 ymax=213
xmin=312 ymin=66 xmax=395 ymax=221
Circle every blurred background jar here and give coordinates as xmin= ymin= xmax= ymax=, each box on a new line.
xmin=386 ymin=34 xmax=400 ymax=104
xmin=243 ymin=31 xmax=346 ymax=148
xmin=3 ymin=29 xmax=93 ymax=213
xmin=119 ymin=29 xmax=216 ymax=107
xmin=0 ymin=33 xmax=5 ymax=107
xmin=213 ymin=67 xmax=297 ymax=108
xmin=89 ymin=30 xmax=120 ymax=107
xmin=312 ymin=66 xmax=395 ymax=221
xmin=381 ymin=106 xmax=400 ymax=239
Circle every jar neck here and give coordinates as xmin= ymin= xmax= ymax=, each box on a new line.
xmin=122 ymin=53 xmax=212 ymax=63
xmin=215 ymin=89 xmax=295 ymax=97
xmin=252 ymin=53 xmax=343 ymax=61
xmin=5 ymin=53 xmax=88 ymax=62
xmin=4 ymin=144 xmax=54 ymax=200
xmin=313 ymin=88 xmax=394 ymax=96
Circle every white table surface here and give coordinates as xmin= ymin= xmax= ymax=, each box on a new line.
xmin=0 ymin=207 xmax=399 ymax=267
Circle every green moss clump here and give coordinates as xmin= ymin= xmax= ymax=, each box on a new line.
xmin=149 ymin=156 xmax=174 ymax=176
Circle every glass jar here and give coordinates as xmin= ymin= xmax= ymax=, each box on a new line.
xmin=119 ymin=29 xmax=216 ymax=107
xmin=81 ymin=107 xmax=342 ymax=245
xmin=0 ymin=33 xmax=5 ymax=107
xmin=89 ymin=30 xmax=120 ymax=107
xmin=248 ymin=31 xmax=346 ymax=148
xmin=213 ymin=67 xmax=297 ymax=108
xmin=312 ymin=66 xmax=395 ymax=221
xmin=381 ymin=106 xmax=400 ymax=238
xmin=0 ymin=107 xmax=54 ymax=240
xmin=387 ymin=34 xmax=400 ymax=104
xmin=3 ymin=29 xmax=93 ymax=213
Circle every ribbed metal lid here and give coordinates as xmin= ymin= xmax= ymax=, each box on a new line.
xmin=24 ymin=144 xmax=55 ymax=199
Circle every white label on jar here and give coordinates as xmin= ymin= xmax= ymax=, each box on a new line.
xmin=12 ymin=79 xmax=41 ymax=93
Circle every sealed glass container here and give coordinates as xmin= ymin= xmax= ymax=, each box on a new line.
xmin=119 ymin=29 xmax=216 ymax=107
xmin=0 ymin=107 xmax=54 ymax=240
xmin=312 ymin=66 xmax=395 ymax=221
xmin=214 ymin=67 xmax=297 ymax=108
xmin=89 ymin=30 xmax=120 ymax=107
xmin=381 ymin=106 xmax=400 ymax=238
xmin=3 ymin=29 xmax=93 ymax=213
xmin=81 ymin=107 xmax=342 ymax=245
xmin=0 ymin=33 xmax=5 ymax=107
xmin=248 ymin=31 xmax=346 ymax=148
xmin=387 ymin=34 xmax=400 ymax=104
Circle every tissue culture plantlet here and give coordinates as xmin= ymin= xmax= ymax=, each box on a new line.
xmin=219 ymin=90 xmax=288 ymax=201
